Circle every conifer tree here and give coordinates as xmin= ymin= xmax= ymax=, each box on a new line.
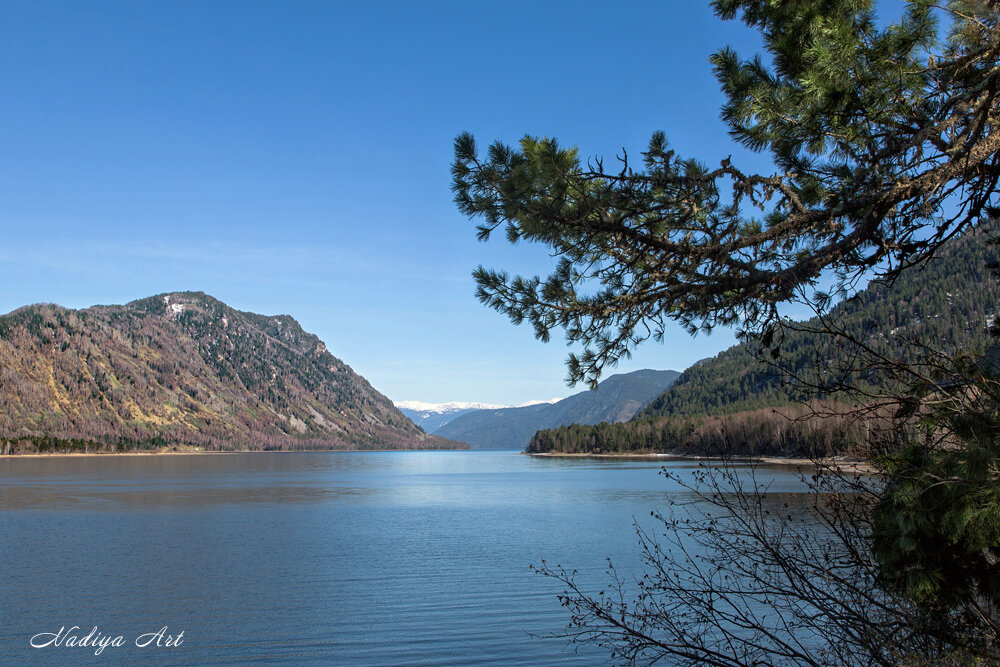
xmin=453 ymin=0 xmax=999 ymax=388
xmin=454 ymin=1 xmax=1000 ymax=663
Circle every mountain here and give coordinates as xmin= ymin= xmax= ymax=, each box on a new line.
xmin=528 ymin=224 xmax=1000 ymax=456
xmin=396 ymin=400 xmax=508 ymax=432
xmin=433 ymin=369 xmax=681 ymax=449
xmin=639 ymin=224 xmax=1000 ymax=421
xmin=0 ymin=292 xmax=465 ymax=453
xmin=395 ymin=399 xmax=560 ymax=432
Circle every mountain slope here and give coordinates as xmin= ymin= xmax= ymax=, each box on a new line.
xmin=0 ymin=292 xmax=464 ymax=453
xmin=641 ymin=224 xmax=1000 ymax=420
xmin=434 ymin=369 xmax=680 ymax=449
xmin=527 ymin=225 xmax=1000 ymax=456
xmin=396 ymin=401 xmax=506 ymax=432
xmin=396 ymin=399 xmax=562 ymax=432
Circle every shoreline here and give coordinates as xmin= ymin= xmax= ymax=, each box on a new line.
xmin=524 ymin=451 xmax=873 ymax=472
xmin=2 ymin=449 xmax=870 ymax=472
xmin=0 ymin=447 xmax=470 ymax=459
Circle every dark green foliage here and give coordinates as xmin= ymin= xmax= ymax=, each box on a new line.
xmin=869 ymin=322 xmax=1000 ymax=639
xmin=874 ymin=436 xmax=1000 ymax=611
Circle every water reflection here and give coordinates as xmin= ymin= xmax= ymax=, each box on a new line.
xmin=0 ymin=450 xmax=819 ymax=665
xmin=0 ymin=451 xmax=815 ymax=512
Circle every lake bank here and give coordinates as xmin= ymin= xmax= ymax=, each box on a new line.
xmin=525 ymin=451 xmax=873 ymax=472
xmin=0 ymin=446 xmax=471 ymax=458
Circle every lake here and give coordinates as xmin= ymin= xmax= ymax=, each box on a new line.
xmin=0 ymin=450 xmax=813 ymax=665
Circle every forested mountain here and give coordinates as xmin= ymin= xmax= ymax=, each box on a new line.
xmin=529 ymin=225 xmax=1000 ymax=456
xmin=0 ymin=292 xmax=464 ymax=453
xmin=527 ymin=402 xmax=868 ymax=458
xmin=641 ymin=225 xmax=1000 ymax=419
xmin=434 ymin=369 xmax=680 ymax=449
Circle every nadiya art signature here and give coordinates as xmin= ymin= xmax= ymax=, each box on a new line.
xmin=30 ymin=625 xmax=185 ymax=656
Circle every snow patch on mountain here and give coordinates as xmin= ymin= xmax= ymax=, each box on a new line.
xmin=395 ymin=398 xmax=564 ymax=413
xmin=514 ymin=398 xmax=562 ymax=408
xmin=396 ymin=400 xmax=507 ymax=413
xmin=396 ymin=397 xmax=565 ymax=434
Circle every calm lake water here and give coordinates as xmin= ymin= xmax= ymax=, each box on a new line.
xmin=0 ymin=451 xmax=813 ymax=665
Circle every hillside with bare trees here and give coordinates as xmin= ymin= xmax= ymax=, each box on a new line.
xmin=0 ymin=292 xmax=464 ymax=453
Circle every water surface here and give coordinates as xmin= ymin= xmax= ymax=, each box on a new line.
xmin=0 ymin=451 xmax=813 ymax=665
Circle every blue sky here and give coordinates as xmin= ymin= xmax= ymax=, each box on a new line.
xmin=0 ymin=1 xmax=906 ymax=405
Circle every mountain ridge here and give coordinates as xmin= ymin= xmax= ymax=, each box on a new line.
xmin=433 ymin=368 xmax=680 ymax=449
xmin=396 ymin=398 xmax=563 ymax=432
xmin=527 ymin=224 xmax=1000 ymax=456
xmin=640 ymin=224 xmax=1000 ymax=420
xmin=0 ymin=291 xmax=465 ymax=453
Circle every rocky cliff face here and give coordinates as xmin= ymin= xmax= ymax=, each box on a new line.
xmin=0 ymin=292 xmax=464 ymax=452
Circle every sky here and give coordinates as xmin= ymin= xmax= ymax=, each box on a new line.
xmin=0 ymin=1 xmax=908 ymax=405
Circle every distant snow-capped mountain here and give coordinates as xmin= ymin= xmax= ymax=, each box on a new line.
xmin=434 ymin=369 xmax=682 ymax=449
xmin=514 ymin=398 xmax=563 ymax=408
xmin=396 ymin=400 xmax=507 ymax=413
xmin=395 ymin=398 xmax=562 ymax=432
